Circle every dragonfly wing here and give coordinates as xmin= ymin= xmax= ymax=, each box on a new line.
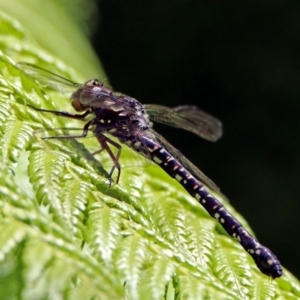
xmin=17 ymin=62 xmax=80 ymax=92
xmin=145 ymin=104 xmax=222 ymax=142
xmin=150 ymin=129 xmax=220 ymax=192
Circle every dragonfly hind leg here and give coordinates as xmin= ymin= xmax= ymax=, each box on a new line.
xmin=95 ymin=133 xmax=122 ymax=185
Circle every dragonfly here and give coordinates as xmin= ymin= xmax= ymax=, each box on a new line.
xmin=18 ymin=63 xmax=283 ymax=279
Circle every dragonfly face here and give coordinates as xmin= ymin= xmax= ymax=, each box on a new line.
xmin=71 ymin=79 xmax=108 ymax=112
xmin=74 ymin=80 xmax=106 ymax=101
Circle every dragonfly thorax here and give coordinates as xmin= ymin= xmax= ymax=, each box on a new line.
xmin=92 ymin=103 xmax=152 ymax=139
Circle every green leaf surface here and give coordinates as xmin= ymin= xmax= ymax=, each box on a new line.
xmin=0 ymin=3 xmax=300 ymax=300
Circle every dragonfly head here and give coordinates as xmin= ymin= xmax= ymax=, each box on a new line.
xmin=71 ymin=79 xmax=112 ymax=112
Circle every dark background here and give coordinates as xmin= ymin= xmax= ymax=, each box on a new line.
xmin=91 ymin=1 xmax=300 ymax=278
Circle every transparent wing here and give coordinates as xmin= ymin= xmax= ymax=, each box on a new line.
xmin=17 ymin=62 xmax=81 ymax=92
xmin=149 ymin=129 xmax=220 ymax=192
xmin=144 ymin=104 xmax=222 ymax=142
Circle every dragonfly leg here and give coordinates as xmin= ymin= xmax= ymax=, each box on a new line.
xmin=42 ymin=119 xmax=94 ymax=140
xmin=28 ymin=105 xmax=92 ymax=119
xmin=91 ymin=148 xmax=105 ymax=156
xmin=95 ymin=133 xmax=122 ymax=185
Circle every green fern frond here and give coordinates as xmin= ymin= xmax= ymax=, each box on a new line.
xmin=0 ymin=4 xmax=300 ymax=300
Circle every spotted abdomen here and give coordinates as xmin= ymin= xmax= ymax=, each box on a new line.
xmin=138 ymin=135 xmax=282 ymax=279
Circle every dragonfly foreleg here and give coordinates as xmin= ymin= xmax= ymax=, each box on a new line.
xmin=28 ymin=105 xmax=92 ymax=119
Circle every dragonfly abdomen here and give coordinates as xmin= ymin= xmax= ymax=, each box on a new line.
xmin=139 ymin=135 xmax=283 ymax=279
